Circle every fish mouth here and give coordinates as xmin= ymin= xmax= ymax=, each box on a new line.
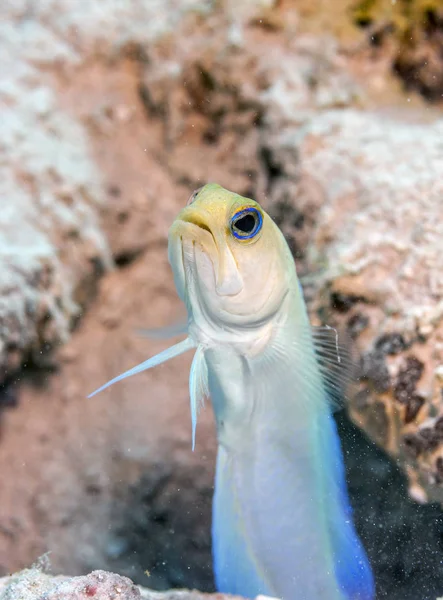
xmin=179 ymin=211 xmax=213 ymax=236
xmin=172 ymin=212 xmax=243 ymax=297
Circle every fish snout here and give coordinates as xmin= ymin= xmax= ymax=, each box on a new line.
xmin=170 ymin=208 xmax=243 ymax=297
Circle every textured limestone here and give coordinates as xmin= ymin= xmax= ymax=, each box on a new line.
xmin=0 ymin=65 xmax=110 ymax=375
xmin=351 ymin=0 xmax=443 ymax=101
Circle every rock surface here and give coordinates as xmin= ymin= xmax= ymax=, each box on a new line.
xmin=0 ymin=0 xmax=210 ymax=379
xmin=0 ymin=568 xmax=242 ymax=600
xmin=1 ymin=0 xmax=443 ymax=599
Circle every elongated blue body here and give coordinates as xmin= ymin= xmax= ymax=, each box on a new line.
xmin=207 ymin=309 xmax=374 ymax=600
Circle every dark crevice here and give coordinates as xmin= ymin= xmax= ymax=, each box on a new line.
xmin=114 ymin=249 xmax=144 ymax=268
xmin=110 ymin=467 xmax=214 ymax=592
xmin=259 ymin=146 xmax=283 ymax=194
xmin=330 ymin=291 xmax=368 ymax=313
xmin=272 ymin=199 xmax=305 ymax=229
xmin=337 ymin=410 xmax=443 ymax=600
xmin=355 ymin=16 xmax=373 ymax=28
xmin=138 ymin=82 xmax=166 ymax=118
xmin=0 ymin=379 xmax=18 ymax=414
xmin=0 ymin=357 xmax=59 ymax=428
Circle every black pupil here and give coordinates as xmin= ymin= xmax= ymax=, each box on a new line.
xmin=234 ymin=213 xmax=256 ymax=234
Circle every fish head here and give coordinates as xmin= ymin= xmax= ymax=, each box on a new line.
xmin=168 ymin=183 xmax=294 ymax=334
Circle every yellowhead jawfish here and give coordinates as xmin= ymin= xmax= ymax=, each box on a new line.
xmin=89 ymin=184 xmax=374 ymax=600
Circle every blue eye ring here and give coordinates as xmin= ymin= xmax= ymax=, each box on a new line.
xmin=230 ymin=207 xmax=263 ymax=240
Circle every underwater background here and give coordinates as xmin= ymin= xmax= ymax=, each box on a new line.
xmin=0 ymin=0 xmax=443 ymax=598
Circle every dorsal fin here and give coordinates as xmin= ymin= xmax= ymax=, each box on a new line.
xmin=311 ymin=326 xmax=356 ymax=410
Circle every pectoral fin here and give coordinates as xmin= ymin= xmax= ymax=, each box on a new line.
xmin=189 ymin=345 xmax=208 ymax=451
xmin=137 ymin=318 xmax=188 ymax=340
xmin=88 ymin=337 xmax=195 ymax=398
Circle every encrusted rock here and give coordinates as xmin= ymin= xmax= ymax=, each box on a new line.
xmin=0 ymin=568 xmax=244 ymax=600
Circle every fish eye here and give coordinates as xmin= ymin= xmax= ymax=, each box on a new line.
xmin=230 ymin=207 xmax=263 ymax=240
xmin=187 ymin=186 xmax=204 ymax=206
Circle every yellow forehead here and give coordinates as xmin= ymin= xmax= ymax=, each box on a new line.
xmin=189 ymin=183 xmax=260 ymax=218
